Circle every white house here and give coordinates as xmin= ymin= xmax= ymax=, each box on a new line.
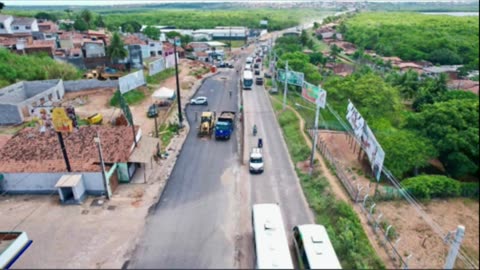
xmin=10 ymin=17 xmax=39 ymax=34
xmin=0 ymin=15 xmax=14 ymax=34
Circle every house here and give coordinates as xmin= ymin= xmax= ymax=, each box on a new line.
xmin=10 ymin=17 xmax=39 ymax=34
xmin=35 ymin=21 xmax=59 ymax=41
xmin=320 ymin=32 xmax=343 ymax=40
xmin=147 ymin=39 xmax=163 ymax=57
xmin=0 ymin=125 xmax=154 ymax=201
xmin=397 ymin=62 xmax=424 ymax=73
xmin=22 ymin=40 xmax=56 ymax=57
xmin=82 ymin=39 xmax=106 ymax=58
xmin=122 ymin=34 xmax=149 ymax=60
xmin=0 ymin=36 xmax=17 ymax=49
xmin=447 ymin=80 xmax=479 ymax=95
xmin=59 ymin=31 xmax=84 ymax=49
xmin=0 ymin=80 xmax=65 ymax=125
xmin=195 ymin=51 xmax=209 ymax=62
xmin=188 ymin=42 xmax=210 ymax=52
xmin=423 ymin=65 xmax=463 ymax=80
xmin=85 ymin=29 xmax=107 ymax=41
xmin=0 ymin=15 xmax=14 ymax=34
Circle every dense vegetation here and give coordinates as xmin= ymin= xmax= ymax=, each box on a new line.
xmin=341 ymin=12 xmax=479 ymax=70
xmin=0 ymin=49 xmax=81 ymax=88
xmin=401 ymin=175 xmax=479 ymax=200
xmin=271 ymin=98 xmax=384 ymax=269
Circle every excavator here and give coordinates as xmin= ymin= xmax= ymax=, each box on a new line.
xmin=83 ymin=66 xmax=123 ymax=80
xmin=198 ymin=111 xmax=216 ymax=137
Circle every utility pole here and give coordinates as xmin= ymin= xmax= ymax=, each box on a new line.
xmin=309 ymin=103 xmax=320 ymax=175
xmin=283 ymin=60 xmax=288 ymax=110
xmin=444 ymin=225 xmax=465 ymax=269
xmin=173 ymin=37 xmax=183 ymax=127
xmin=154 ymin=114 xmax=159 ymax=138
xmin=94 ymin=134 xmax=110 ymax=200
xmin=57 ymin=132 xmax=71 ymax=172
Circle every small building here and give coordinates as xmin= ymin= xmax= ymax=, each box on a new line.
xmin=397 ymin=62 xmax=424 ymax=73
xmin=423 ymin=65 xmax=463 ymax=80
xmin=0 ymin=125 xmax=154 ymax=199
xmin=35 ymin=21 xmax=59 ymax=41
xmin=0 ymin=79 xmax=64 ymax=125
xmin=0 ymin=15 xmax=14 ymax=35
xmin=447 ymin=79 xmax=479 ymax=95
xmin=147 ymin=39 xmax=163 ymax=57
xmin=195 ymin=51 xmax=209 ymax=62
xmin=59 ymin=31 xmax=84 ymax=50
xmin=10 ymin=17 xmax=39 ymax=34
xmin=188 ymin=41 xmax=210 ymax=52
xmin=82 ymin=39 xmax=106 ymax=58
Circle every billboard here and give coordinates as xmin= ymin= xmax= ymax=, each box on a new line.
xmin=346 ymin=101 xmax=385 ymax=181
xmin=149 ymin=58 xmax=166 ymax=76
xmin=277 ymin=69 xmax=304 ymax=86
xmin=165 ymin=53 xmax=178 ymax=68
xmin=119 ymin=70 xmax=146 ymax=94
xmin=31 ymin=106 xmax=53 ymax=132
xmin=302 ymin=82 xmax=327 ymax=108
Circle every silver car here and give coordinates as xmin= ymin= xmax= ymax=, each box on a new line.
xmin=190 ymin=96 xmax=208 ymax=105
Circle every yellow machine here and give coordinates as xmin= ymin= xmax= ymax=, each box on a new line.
xmin=83 ymin=66 xmax=122 ymax=81
xmin=85 ymin=113 xmax=103 ymax=125
xmin=198 ymin=111 xmax=216 ymax=137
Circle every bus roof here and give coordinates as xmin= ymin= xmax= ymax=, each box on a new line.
xmin=296 ymin=224 xmax=342 ymax=269
xmin=253 ymin=204 xmax=293 ymax=269
xmin=243 ymin=70 xmax=253 ymax=79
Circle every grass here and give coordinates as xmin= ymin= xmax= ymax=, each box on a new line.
xmin=270 ymin=96 xmax=385 ymax=269
xmin=158 ymin=123 xmax=180 ymax=151
xmin=307 ymin=28 xmax=330 ymax=52
xmin=189 ymin=66 xmax=210 ymax=77
xmin=216 ymin=39 xmax=246 ymax=48
xmin=109 ymin=90 xmax=146 ymax=107
xmin=146 ymin=68 xmax=177 ymax=85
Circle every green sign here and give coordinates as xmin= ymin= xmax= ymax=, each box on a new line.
xmin=118 ymin=89 xmax=133 ymax=126
xmin=302 ymin=82 xmax=327 ymax=108
xmin=277 ymin=69 xmax=304 ymax=86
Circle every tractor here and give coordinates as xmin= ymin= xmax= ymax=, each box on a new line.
xmin=198 ymin=111 xmax=216 ymax=137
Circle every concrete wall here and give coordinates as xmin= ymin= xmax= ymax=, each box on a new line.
xmin=0 ymin=82 xmax=27 ymax=104
xmin=64 ymin=79 xmax=118 ymax=92
xmin=148 ymin=58 xmax=166 ymax=76
xmin=118 ymin=70 xmax=146 ymax=94
xmin=0 ymin=172 xmax=106 ymax=195
xmin=23 ymin=79 xmax=61 ymax=99
xmin=0 ymin=104 xmax=22 ymax=125
xmin=84 ymin=43 xmax=106 ymax=58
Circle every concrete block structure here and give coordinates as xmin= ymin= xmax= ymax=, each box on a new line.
xmin=0 ymin=79 xmax=64 ymax=125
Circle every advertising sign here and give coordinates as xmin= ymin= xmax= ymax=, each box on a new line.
xmin=31 ymin=106 xmax=53 ymax=132
xmin=359 ymin=124 xmax=385 ymax=181
xmin=119 ymin=70 xmax=146 ymax=94
xmin=346 ymin=101 xmax=365 ymax=139
xmin=52 ymin=107 xmax=73 ymax=133
xmin=302 ymin=82 xmax=327 ymax=108
xmin=277 ymin=69 xmax=304 ymax=86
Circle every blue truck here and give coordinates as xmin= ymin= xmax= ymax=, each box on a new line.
xmin=215 ymin=111 xmax=236 ymax=140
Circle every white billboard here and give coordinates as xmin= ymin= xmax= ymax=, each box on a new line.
xmin=149 ymin=58 xmax=166 ymax=76
xmin=119 ymin=70 xmax=146 ymax=94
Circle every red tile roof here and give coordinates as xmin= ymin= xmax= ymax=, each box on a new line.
xmin=448 ymin=80 xmax=479 ymax=95
xmin=38 ymin=21 xmax=59 ymax=33
xmin=26 ymin=40 xmax=55 ymax=49
xmin=122 ymin=35 xmax=146 ymax=46
xmin=0 ymin=126 xmax=139 ymax=173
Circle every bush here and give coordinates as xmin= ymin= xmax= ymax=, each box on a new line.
xmin=146 ymin=68 xmax=176 ymax=85
xmin=401 ymin=175 xmax=462 ymax=200
xmin=460 ymin=182 xmax=480 ymax=199
xmin=109 ymin=90 xmax=146 ymax=107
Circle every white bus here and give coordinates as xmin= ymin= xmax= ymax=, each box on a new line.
xmin=252 ymin=204 xmax=294 ymax=269
xmin=292 ymin=224 xmax=342 ymax=269
xmin=243 ymin=70 xmax=254 ymax=90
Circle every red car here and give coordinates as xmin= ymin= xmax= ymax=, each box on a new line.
xmin=256 ymin=57 xmax=261 ymax=63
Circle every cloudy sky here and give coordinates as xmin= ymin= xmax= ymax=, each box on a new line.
xmin=3 ymin=0 xmax=472 ymax=5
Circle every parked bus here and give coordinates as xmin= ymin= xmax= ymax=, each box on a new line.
xmin=243 ymin=70 xmax=254 ymax=90
xmin=292 ymin=224 xmax=342 ymax=269
xmin=252 ymin=204 xmax=293 ymax=269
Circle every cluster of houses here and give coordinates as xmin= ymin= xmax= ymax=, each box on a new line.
xmin=1 ymin=15 xmax=251 ymax=70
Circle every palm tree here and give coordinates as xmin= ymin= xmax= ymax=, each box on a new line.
xmin=107 ymin=32 xmax=128 ymax=65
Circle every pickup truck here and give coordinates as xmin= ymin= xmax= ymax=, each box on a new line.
xmin=214 ymin=111 xmax=236 ymax=140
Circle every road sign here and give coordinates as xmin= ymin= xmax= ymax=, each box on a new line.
xmin=277 ymin=69 xmax=304 ymax=86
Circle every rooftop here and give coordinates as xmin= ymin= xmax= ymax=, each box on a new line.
xmin=38 ymin=21 xmax=59 ymax=33
xmin=11 ymin=17 xmax=36 ymax=26
xmin=26 ymin=40 xmax=55 ymax=49
xmin=0 ymin=80 xmax=61 ymax=104
xmin=0 ymin=125 xmax=139 ymax=173
xmin=0 ymin=15 xmax=13 ymax=22
xmin=122 ymin=34 xmax=147 ymax=46
xmin=424 ymin=65 xmax=463 ymax=73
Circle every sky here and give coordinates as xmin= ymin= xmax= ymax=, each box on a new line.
xmin=3 ymin=0 xmax=476 ymax=5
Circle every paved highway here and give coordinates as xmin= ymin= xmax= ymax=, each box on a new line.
xmin=128 ymin=68 xmax=242 ymax=268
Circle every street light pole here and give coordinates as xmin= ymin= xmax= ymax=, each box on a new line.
xmin=282 ymin=60 xmax=288 ymax=111
xmin=173 ymin=37 xmax=183 ymax=127
xmin=309 ymin=103 xmax=320 ymax=174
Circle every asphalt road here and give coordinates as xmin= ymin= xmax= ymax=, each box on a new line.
xmin=128 ymin=68 xmax=242 ymax=268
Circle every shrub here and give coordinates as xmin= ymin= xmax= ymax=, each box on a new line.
xmin=401 ymin=175 xmax=462 ymax=200
xmin=109 ymin=90 xmax=146 ymax=107
xmin=460 ymin=182 xmax=480 ymax=199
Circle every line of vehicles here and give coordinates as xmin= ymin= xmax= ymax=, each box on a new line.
xmin=252 ymin=203 xmax=342 ymax=269
xmin=195 ymin=108 xmax=236 ymax=141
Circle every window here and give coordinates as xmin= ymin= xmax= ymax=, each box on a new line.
xmin=26 ymin=26 xmax=31 ymax=30
xmin=0 ymin=23 xmax=4 ymax=29
xmin=13 ymin=26 xmax=20 ymax=30
xmin=40 ymin=98 xmax=46 ymax=104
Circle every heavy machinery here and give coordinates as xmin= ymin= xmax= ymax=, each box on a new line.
xmin=83 ymin=66 xmax=123 ymax=80
xmin=198 ymin=111 xmax=216 ymax=137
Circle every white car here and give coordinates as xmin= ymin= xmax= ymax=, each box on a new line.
xmin=190 ymin=96 xmax=208 ymax=105
xmin=249 ymin=148 xmax=264 ymax=174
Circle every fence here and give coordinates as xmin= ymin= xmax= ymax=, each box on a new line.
xmin=64 ymin=79 xmax=118 ymax=92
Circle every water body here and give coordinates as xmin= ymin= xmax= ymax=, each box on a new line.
xmin=421 ymin=12 xmax=479 ymax=17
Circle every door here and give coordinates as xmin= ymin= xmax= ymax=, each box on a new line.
xmin=109 ymin=168 xmax=119 ymax=194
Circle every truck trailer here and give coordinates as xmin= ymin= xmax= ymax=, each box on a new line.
xmin=214 ymin=111 xmax=236 ymax=140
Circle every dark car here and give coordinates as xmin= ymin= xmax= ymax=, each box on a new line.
xmin=147 ymin=104 xmax=158 ymax=118
xmin=264 ymin=72 xmax=272 ymax=79
xmin=253 ymin=63 xmax=259 ymax=69
xmin=254 ymin=69 xmax=260 ymax=75
xmin=255 ymin=77 xmax=264 ymax=85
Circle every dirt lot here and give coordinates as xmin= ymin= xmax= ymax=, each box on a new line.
xmin=61 ymin=59 xmax=211 ymax=137
xmin=317 ymin=131 xmax=479 ymax=268
xmin=377 ymin=199 xmax=479 ymax=269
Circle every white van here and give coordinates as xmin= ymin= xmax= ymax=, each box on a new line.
xmin=249 ymin=148 xmax=264 ymax=174
xmin=245 ymin=63 xmax=252 ymax=71
xmin=246 ymin=56 xmax=254 ymax=64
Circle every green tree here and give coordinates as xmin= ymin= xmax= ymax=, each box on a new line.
xmin=121 ymin=21 xmax=142 ymax=33
xmin=412 ymin=73 xmax=448 ymax=111
xmin=386 ymin=69 xmax=420 ymax=100
xmin=378 ymin=130 xmax=437 ymax=178
xmin=313 ymin=22 xmax=319 ymax=29
xmin=95 ymin=15 xmax=105 ymax=28
xmin=166 ymin=31 xmax=182 ymax=39
xmin=428 ymin=48 xmax=462 ymax=65
xmin=309 ymin=52 xmax=326 ymax=66
xmin=300 ymin=30 xmax=309 ymax=47
xmin=80 ymin=9 xmax=93 ymax=28
xmin=107 ymin=32 xmax=128 ymax=64
xmin=0 ymin=2 xmax=4 ymax=13
xmin=35 ymin=12 xmax=57 ymax=22
xmin=73 ymin=17 xmax=88 ymax=31
xmin=123 ymin=24 xmax=135 ymax=33
xmin=143 ymin=25 xmax=160 ymax=40
xmin=64 ymin=8 xmax=73 ymax=19
xmin=408 ymin=98 xmax=479 ymax=178
xmin=330 ymin=44 xmax=342 ymax=61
